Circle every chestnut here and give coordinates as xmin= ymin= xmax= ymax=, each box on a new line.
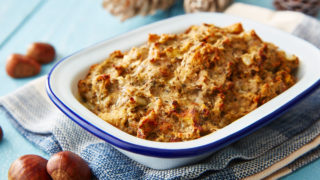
xmin=5 ymin=54 xmax=41 ymax=78
xmin=8 ymin=154 xmax=51 ymax=180
xmin=47 ymin=151 xmax=92 ymax=180
xmin=26 ymin=42 xmax=55 ymax=64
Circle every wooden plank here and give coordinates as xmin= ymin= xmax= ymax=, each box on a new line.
xmin=0 ymin=0 xmax=42 ymax=46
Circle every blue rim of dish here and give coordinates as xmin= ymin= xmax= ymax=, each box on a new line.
xmin=46 ymin=13 xmax=320 ymax=158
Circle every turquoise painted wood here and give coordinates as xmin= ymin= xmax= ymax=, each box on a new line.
xmin=0 ymin=0 xmax=319 ymax=179
xmin=0 ymin=0 xmax=42 ymax=46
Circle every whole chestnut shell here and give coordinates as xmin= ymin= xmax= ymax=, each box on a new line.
xmin=26 ymin=42 xmax=55 ymax=64
xmin=47 ymin=151 xmax=92 ymax=180
xmin=8 ymin=154 xmax=51 ymax=180
xmin=5 ymin=54 xmax=41 ymax=78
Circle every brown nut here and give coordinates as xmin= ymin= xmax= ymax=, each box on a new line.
xmin=6 ymin=54 xmax=41 ymax=78
xmin=0 ymin=126 xmax=3 ymax=141
xmin=26 ymin=42 xmax=56 ymax=64
xmin=47 ymin=151 xmax=92 ymax=180
xmin=8 ymin=154 xmax=51 ymax=180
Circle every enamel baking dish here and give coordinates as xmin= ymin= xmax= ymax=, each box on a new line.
xmin=46 ymin=13 xmax=320 ymax=169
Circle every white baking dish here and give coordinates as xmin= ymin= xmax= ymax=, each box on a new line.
xmin=46 ymin=13 xmax=320 ymax=169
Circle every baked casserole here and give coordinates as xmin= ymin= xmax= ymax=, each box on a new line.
xmin=78 ymin=23 xmax=299 ymax=142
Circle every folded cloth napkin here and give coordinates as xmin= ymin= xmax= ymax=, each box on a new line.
xmin=1 ymin=3 xmax=320 ymax=179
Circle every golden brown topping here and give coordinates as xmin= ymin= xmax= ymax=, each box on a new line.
xmin=225 ymin=23 xmax=244 ymax=34
xmin=148 ymin=34 xmax=160 ymax=43
xmin=78 ymin=23 xmax=298 ymax=142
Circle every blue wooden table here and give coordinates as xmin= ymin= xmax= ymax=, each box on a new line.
xmin=0 ymin=0 xmax=319 ymax=179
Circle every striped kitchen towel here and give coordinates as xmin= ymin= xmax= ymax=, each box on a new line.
xmin=1 ymin=3 xmax=320 ymax=179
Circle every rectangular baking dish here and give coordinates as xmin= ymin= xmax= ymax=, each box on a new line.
xmin=46 ymin=13 xmax=320 ymax=169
